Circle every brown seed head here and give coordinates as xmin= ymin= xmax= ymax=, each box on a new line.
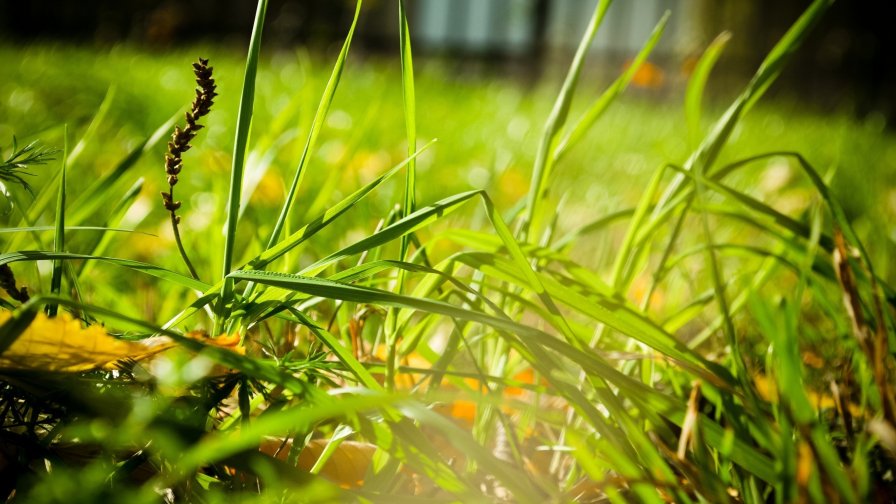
xmin=162 ymin=57 xmax=216 ymax=214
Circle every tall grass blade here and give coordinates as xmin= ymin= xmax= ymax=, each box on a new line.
xmin=68 ymin=85 xmax=115 ymax=166
xmin=250 ymin=142 xmax=432 ymax=271
xmin=219 ymin=0 xmax=269 ymax=329
xmin=520 ymin=0 xmax=612 ymax=242
xmin=554 ymin=11 xmax=669 ymax=162
xmin=47 ymin=127 xmax=67 ymax=317
xmin=660 ymin=0 xmax=833 ymax=207
xmin=385 ymin=0 xmax=419 ymax=389
xmin=397 ymin=0 xmax=417 ymax=253
xmin=68 ymin=113 xmax=176 ymax=225
xmin=684 ymin=32 xmax=731 ymax=149
xmin=263 ymin=0 xmax=362 ymax=253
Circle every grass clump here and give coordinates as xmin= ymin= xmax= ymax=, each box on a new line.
xmin=2 ymin=0 xmax=896 ymax=502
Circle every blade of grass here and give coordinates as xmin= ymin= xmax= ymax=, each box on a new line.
xmin=46 ymin=127 xmax=67 ymax=317
xmin=520 ymin=0 xmax=612 ymax=242
xmin=76 ymin=178 xmax=145 ymax=279
xmin=553 ymin=11 xmax=670 ymax=162
xmin=0 ymin=251 xmax=209 ymax=291
xmin=249 ymin=141 xmax=433 ymax=271
xmin=684 ymin=32 xmax=731 ymax=149
xmin=383 ymin=0 xmax=419 ymax=390
xmin=397 ymin=0 xmax=417 ymax=256
xmin=263 ymin=0 xmax=362 ymax=253
xmin=618 ymin=0 xmax=833 ymax=303
xmin=219 ymin=0 xmax=268 ymax=330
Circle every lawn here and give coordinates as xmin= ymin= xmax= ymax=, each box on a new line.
xmin=1 ymin=0 xmax=895 ymax=502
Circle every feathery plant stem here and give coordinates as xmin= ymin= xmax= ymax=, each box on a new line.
xmin=160 ymin=58 xmax=217 ymax=282
xmin=0 ymin=137 xmax=58 ymax=195
xmin=219 ymin=0 xmax=268 ymax=335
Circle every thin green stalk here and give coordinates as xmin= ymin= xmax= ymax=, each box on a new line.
xmin=386 ymin=0 xmax=417 ymax=390
xmin=168 ymin=185 xmax=200 ymax=281
xmin=47 ymin=127 xmax=67 ymax=317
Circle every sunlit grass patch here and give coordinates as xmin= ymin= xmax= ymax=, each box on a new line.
xmin=2 ymin=0 xmax=896 ymax=501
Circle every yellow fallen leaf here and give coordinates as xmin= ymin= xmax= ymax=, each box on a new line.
xmin=0 ymin=312 xmax=244 ymax=372
xmin=261 ymin=437 xmax=375 ymax=488
xmin=0 ymin=312 xmax=159 ymax=372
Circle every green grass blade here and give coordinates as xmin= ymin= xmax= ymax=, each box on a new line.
xmin=76 ymin=178 xmax=145 ymax=279
xmin=685 ymin=32 xmax=731 ymax=149
xmin=661 ymin=0 xmax=832 ymax=204
xmin=554 ymin=10 xmax=670 ymax=162
xmin=47 ymin=127 xmax=67 ymax=317
xmin=520 ymin=0 xmax=612 ymax=241
xmin=398 ymin=0 xmax=417 ymax=254
xmin=0 ymin=251 xmax=209 ymax=291
xmin=289 ymin=308 xmax=383 ymax=391
xmin=220 ymin=0 xmax=269 ymax=323
xmin=264 ymin=0 xmax=362 ymax=252
xmin=248 ymin=141 xmax=433 ymax=271
xmin=298 ymin=189 xmax=481 ymax=277
xmin=67 ymin=85 xmax=115 ymax=166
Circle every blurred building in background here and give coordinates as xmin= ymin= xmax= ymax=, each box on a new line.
xmin=0 ymin=0 xmax=892 ymax=121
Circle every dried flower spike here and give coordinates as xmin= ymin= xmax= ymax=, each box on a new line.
xmin=160 ymin=57 xmax=216 ymax=281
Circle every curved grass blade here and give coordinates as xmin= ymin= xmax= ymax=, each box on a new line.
xmin=652 ymin=0 xmax=833 ymax=218
xmin=77 ymin=178 xmax=146 ymax=279
xmin=67 ymin=86 xmax=116 ymax=166
xmin=297 ymin=187 xmax=481 ymax=278
xmin=520 ymin=0 xmax=613 ymax=241
xmin=0 ymin=251 xmax=209 ymax=291
xmin=553 ymin=11 xmax=670 ymax=162
xmin=264 ymin=0 xmax=363 ymax=253
xmin=249 ymin=141 xmax=433 ymax=271
xmin=685 ymin=32 xmax=731 ymax=149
